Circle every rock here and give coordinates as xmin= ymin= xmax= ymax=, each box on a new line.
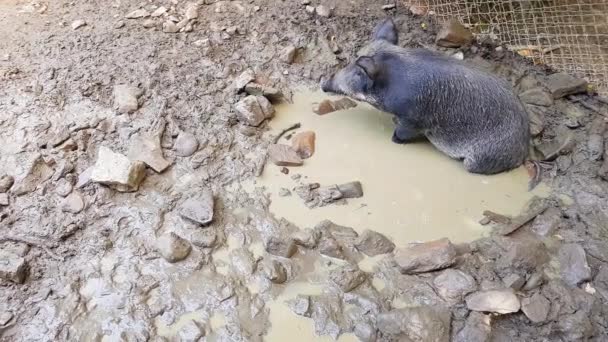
xmin=497 ymin=238 xmax=549 ymax=273
xmin=162 ymin=21 xmax=179 ymax=33
xmin=280 ymin=45 xmax=297 ymax=64
xmin=318 ymin=237 xmax=344 ymax=259
xmin=329 ymin=264 xmax=367 ymax=292
xmin=156 ymin=232 xmax=191 ymax=263
xmin=151 ymin=6 xmax=167 ymax=17
xmin=0 ymin=175 xmax=14 ymax=193
xmin=433 ymin=269 xmax=477 ymax=304
xmin=526 ymin=104 xmax=546 ymax=137
xmin=337 ymin=181 xmax=363 ymax=198
xmin=522 ymin=272 xmax=544 ymax=291
xmin=0 ymin=193 xmax=8 ymax=206
xmin=502 ymin=274 xmax=525 ymax=290
xmin=381 ymin=4 xmax=396 ymax=10
xmin=180 ymin=190 xmax=214 ymax=225
xmin=519 ymin=88 xmax=554 ymax=106
xmin=454 ymin=312 xmax=491 ymax=342
xmin=452 ymin=51 xmax=464 ymax=60
xmin=61 ymin=192 xmax=84 ymax=214
xmin=0 ymin=250 xmax=27 ymax=284
xmin=543 ymin=73 xmax=588 ymax=99
xmin=315 ymin=5 xmax=332 ymax=17
xmin=128 ymin=134 xmax=171 ymax=173
xmin=436 ymin=19 xmax=474 ymax=48
xmin=535 ymin=128 xmax=575 ymax=161
xmin=287 ymin=295 xmax=311 ymax=317
xmin=174 ymin=132 xmax=199 ymax=157
xmin=355 ymin=229 xmax=395 ymax=256
xmin=262 ymin=260 xmax=288 ymax=284
xmin=189 ymin=229 xmax=217 ymax=248
xmin=313 ymin=98 xmax=357 ymax=115
xmin=278 ymin=188 xmax=291 ymax=197
xmin=291 ymin=131 xmax=315 ymax=159
xmin=521 ymin=293 xmax=550 ymax=323
xmin=76 ymin=166 xmax=94 ymax=189
xmin=558 ymin=243 xmax=591 ymax=286
xmin=393 ymin=238 xmax=457 ymax=274
xmin=0 ymin=311 xmax=14 ymax=326
xmin=243 ymin=83 xmax=282 ymax=101
xmin=531 ymin=207 xmax=562 ymax=236
xmin=11 ymin=155 xmax=54 ymax=196
xmin=600 ymin=159 xmax=608 ymax=181
xmin=142 ymin=19 xmax=156 ymax=28
xmin=556 ymin=311 xmax=594 ymax=341
xmin=305 ymin=5 xmax=315 ymax=14
xmin=91 ymin=147 xmax=146 ymax=192
xmin=177 ymin=320 xmax=204 ymax=341
xmin=185 ymin=3 xmax=199 ymax=20
xmin=71 ymin=20 xmax=86 ymax=30
xmin=265 ymin=236 xmax=297 ymax=258
xmin=293 ymin=228 xmax=320 ymax=249
xmin=377 ymin=306 xmax=451 ymax=342
xmin=235 ymin=95 xmax=275 ymax=126
xmin=234 ymin=69 xmax=256 ymax=91
xmin=268 ymin=144 xmax=303 ymax=167
xmin=466 ymin=289 xmax=521 ymax=314
xmin=113 ymin=84 xmax=142 ymax=114
xmin=125 ymin=9 xmax=150 ymax=19
xmin=230 ymin=249 xmax=256 ymax=275
xmin=587 ymin=117 xmax=605 ymax=161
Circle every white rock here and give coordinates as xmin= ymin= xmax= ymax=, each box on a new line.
xmin=151 ymin=6 xmax=167 ymax=17
xmin=91 ymin=147 xmax=146 ymax=192
xmin=61 ymin=192 xmax=84 ymax=214
xmin=126 ymin=9 xmax=150 ymax=19
xmin=113 ymin=84 xmax=142 ymax=114
xmin=466 ymin=289 xmax=521 ymax=314
xmin=180 ymin=190 xmax=214 ymax=225
xmin=174 ymin=132 xmax=199 ymax=157
xmin=157 ymin=232 xmax=192 ymax=263
xmin=71 ymin=20 xmax=86 ymax=30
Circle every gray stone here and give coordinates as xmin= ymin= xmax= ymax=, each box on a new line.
xmin=0 ymin=250 xmax=27 ymax=284
xmin=54 ymin=178 xmax=73 ymax=197
xmin=265 ymin=236 xmax=297 ymax=258
xmin=0 ymin=175 xmax=14 ymax=193
xmin=466 ymin=289 xmax=521 ymax=314
xmin=318 ymin=237 xmax=344 ymax=259
xmin=128 ymin=134 xmax=171 ymax=173
xmin=497 ymin=237 xmax=549 ymax=273
xmin=156 ymin=232 xmax=191 ymax=263
xmin=519 ymin=88 xmax=554 ymax=106
xmin=525 ymin=104 xmax=546 ymax=136
xmin=433 ymin=269 xmax=477 ymax=304
xmin=235 ymin=95 xmax=275 ymax=126
xmin=268 ymin=144 xmax=303 ymax=167
xmin=531 ymin=207 xmax=562 ymax=236
xmin=543 ymin=73 xmax=588 ymax=99
xmin=329 ymin=264 xmax=367 ymax=292
xmin=521 ymin=293 xmax=550 ymax=323
xmin=185 ymin=3 xmax=199 ymax=20
xmin=125 ymin=9 xmax=150 ymax=19
xmin=61 ymin=192 xmax=84 ymax=214
xmin=315 ymin=5 xmax=332 ymax=17
xmin=0 ymin=193 xmax=8 ymax=206
xmin=280 ymin=45 xmax=297 ymax=64
xmin=11 ymin=155 xmax=54 ymax=196
xmin=162 ymin=21 xmax=179 ymax=33
xmin=180 ymin=190 xmax=214 ymax=225
xmin=243 ymin=83 xmax=282 ymax=101
xmin=558 ymin=243 xmax=591 ymax=286
xmin=436 ymin=19 xmax=474 ymax=48
xmin=355 ymin=229 xmax=395 ymax=256
xmin=278 ymin=188 xmax=291 ymax=197
xmin=587 ymin=117 xmax=605 ymax=161
xmin=189 ymin=229 xmax=217 ymax=248
xmin=262 ymin=259 xmax=287 ymax=284
xmin=0 ymin=311 xmax=14 ymax=326
xmin=377 ymin=306 xmax=451 ymax=342
xmin=287 ymin=295 xmax=311 ymax=317
xmin=71 ymin=20 xmax=86 ymax=30
xmin=293 ymin=228 xmax=320 ymax=249
xmin=91 ymin=147 xmax=146 ymax=192
xmin=523 ymin=272 xmax=544 ymax=291
xmin=177 ymin=320 xmax=204 ymax=341
xmin=393 ymin=238 xmax=457 ymax=274
xmin=230 ymin=249 xmax=256 ymax=275
xmin=113 ymin=84 xmax=142 ymax=114
xmin=503 ymin=273 xmax=525 ymax=290
xmin=454 ymin=312 xmax=491 ymax=342
xmin=337 ymin=181 xmax=363 ymax=198
xmin=151 ymin=6 xmax=167 ymax=17
xmin=174 ymin=132 xmax=199 ymax=157
xmin=234 ymin=69 xmax=256 ymax=91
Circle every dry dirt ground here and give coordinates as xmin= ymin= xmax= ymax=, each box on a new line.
xmin=1 ymin=1 xmax=608 ymax=341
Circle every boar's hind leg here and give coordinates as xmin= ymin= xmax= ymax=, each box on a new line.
xmin=463 ymin=154 xmax=513 ymax=175
xmin=392 ymin=123 xmax=424 ymax=144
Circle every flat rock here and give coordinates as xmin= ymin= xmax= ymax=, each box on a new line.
xmin=519 ymin=87 xmax=554 ymax=106
xmin=128 ymin=134 xmax=171 ymax=173
xmin=54 ymin=178 xmax=73 ymax=197
xmin=0 ymin=193 xmax=8 ymax=206
xmin=156 ymin=232 xmax=191 ymax=263
xmin=433 ymin=269 xmax=477 ymax=304
xmin=315 ymin=5 xmax=332 ymax=17
xmin=313 ymin=98 xmax=356 ymax=115
xmin=234 ymin=69 xmax=256 ymax=91
xmin=11 ymin=155 xmax=54 ymax=196
xmin=329 ymin=264 xmax=367 ymax=292
xmin=265 ymin=236 xmax=297 ymax=258
xmin=377 ymin=306 xmax=451 ymax=342
xmin=151 ymin=6 xmax=167 ymax=17
xmin=521 ymin=293 xmax=550 ymax=323
xmin=393 ymin=238 xmax=457 ymax=274
xmin=180 ymin=190 xmax=214 ymax=225
xmin=280 ymin=45 xmax=297 ymax=64
xmin=174 ymin=131 xmax=199 ymax=157
xmin=0 ymin=250 xmax=27 ymax=284
xmin=466 ymin=289 xmax=521 ymax=314
xmin=337 ymin=181 xmax=363 ymax=198
xmin=531 ymin=207 xmax=562 ymax=236
xmin=268 ymin=144 xmax=303 ymax=166
xmin=436 ymin=19 xmax=474 ymax=48
xmin=125 ymin=9 xmax=150 ymax=19
xmin=291 ymin=131 xmax=315 ymax=159
xmin=502 ymin=273 xmax=525 ymax=290
xmin=235 ymin=95 xmax=275 ymax=126
xmin=558 ymin=243 xmax=591 ymax=286
xmin=61 ymin=192 xmax=84 ymax=214
xmin=113 ymin=84 xmax=142 ymax=114
xmin=71 ymin=20 xmax=86 ymax=30
xmin=454 ymin=312 xmax=491 ymax=342
xmin=91 ymin=147 xmax=146 ymax=192
xmin=543 ymin=73 xmax=588 ymax=99
xmin=355 ymin=229 xmax=395 ymax=256
xmin=497 ymin=238 xmax=549 ymax=273
xmin=0 ymin=175 xmax=14 ymax=193
xmin=162 ymin=21 xmax=179 ymax=33
xmin=185 ymin=3 xmax=199 ymax=20
xmin=189 ymin=229 xmax=217 ymax=248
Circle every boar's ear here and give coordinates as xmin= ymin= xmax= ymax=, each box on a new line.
xmin=355 ymin=56 xmax=378 ymax=80
xmin=372 ymin=18 xmax=398 ymax=45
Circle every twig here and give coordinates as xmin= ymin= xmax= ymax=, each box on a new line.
xmin=0 ymin=236 xmax=64 ymax=261
xmin=273 ymin=122 xmax=301 ymax=144
xmin=494 ymin=203 xmax=549 ymax=236
xmin=482 ymin=210 xmax=512 ymax=224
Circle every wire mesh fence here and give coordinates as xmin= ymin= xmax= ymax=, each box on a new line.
xmin=415 ymin=0 xmax=608 ymax=95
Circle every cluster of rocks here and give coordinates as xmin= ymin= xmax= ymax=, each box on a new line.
xmin=122 ymin=2 xmax=200 ymax=33
xmin=292 ymin=180 xmax=364 ymax=208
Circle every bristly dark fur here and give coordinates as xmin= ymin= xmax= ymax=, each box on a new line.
xmin=321 ymin=18 xmax=530 ymax=175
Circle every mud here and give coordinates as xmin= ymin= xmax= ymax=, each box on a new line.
xmin=1 ymin=1 xmax=608 ymax=342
